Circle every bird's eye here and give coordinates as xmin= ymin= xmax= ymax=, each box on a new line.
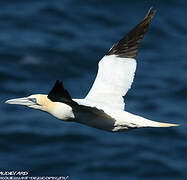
xmin=28 ymin=98 xmax=37 ymax=104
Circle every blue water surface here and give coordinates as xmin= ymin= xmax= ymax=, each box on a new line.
xmin=0 ymin=0 xmax=187 ymax=179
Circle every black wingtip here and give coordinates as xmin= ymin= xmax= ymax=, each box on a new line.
xmin=107 ymin=7 xmax=156 ymax=59
xmin=144 ymin=7 xmax=156 ymax=20
xmin=48 ymin=80 xmax=73 ymax=103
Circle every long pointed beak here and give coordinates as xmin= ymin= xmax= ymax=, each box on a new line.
xmin=5 ymin=97 xmax=34 ymax=106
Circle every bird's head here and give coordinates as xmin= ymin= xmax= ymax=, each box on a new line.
xmin=5 ymin=81 xmax=70 ymax=112
xmin=5 ymin=81 xmax=75 ymax=120
xmin=5 ymin=94 xmax=51 ymax=111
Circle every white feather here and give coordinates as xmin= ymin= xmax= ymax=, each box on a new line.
xmin=85 ymin=55 xmax=137 ymax=110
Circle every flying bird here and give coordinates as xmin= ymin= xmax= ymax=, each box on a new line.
xmin=5 ymin=8 xmax=179 ymax=132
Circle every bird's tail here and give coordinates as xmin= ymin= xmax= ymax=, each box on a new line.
xmin=137 ymin=118 xmax=180 ymax=128
xmin=147 ymin=121 xmax=179 ymax=128
xmin=125 ymin=112 xmax=180 ymax=128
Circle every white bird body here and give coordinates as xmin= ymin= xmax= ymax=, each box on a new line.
xmin=5 ymin=8 xmax=179 ymax=132
xmin=52 ymin=98 xmax=178 ymax=132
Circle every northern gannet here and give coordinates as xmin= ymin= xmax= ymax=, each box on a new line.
xmin=5 ymin=8 xmax=179 ymax=132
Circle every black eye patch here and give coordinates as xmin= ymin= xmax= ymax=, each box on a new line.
xmin=28 ymin=98 xmax=40 ymax=105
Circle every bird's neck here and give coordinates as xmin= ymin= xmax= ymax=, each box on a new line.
xmin=46 ymin=102 xmax=75 ymax=121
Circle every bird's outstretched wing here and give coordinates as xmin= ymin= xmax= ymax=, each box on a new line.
xmin=85 ymin=8 xmax=156 ymax=110
xmin=48 ymin=80 xmax=78 ymax=106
